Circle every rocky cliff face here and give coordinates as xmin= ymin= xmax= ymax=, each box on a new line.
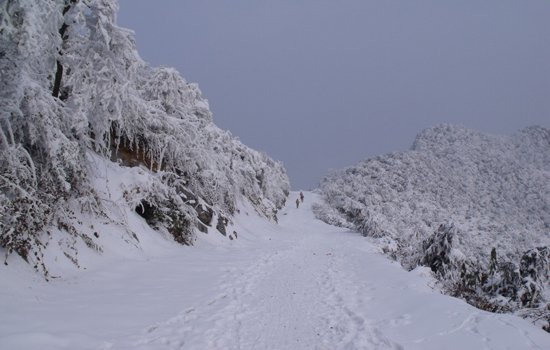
xmin=315 ymin=124 xmax=550 ymax=327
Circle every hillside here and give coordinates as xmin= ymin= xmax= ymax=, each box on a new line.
xmin=315 ymin=125 xmax=550 ymax=326
xmin=2 ymin=192 xmax=549 ymax=349
xmin=0 ymin=0 xmax=289 ymax=275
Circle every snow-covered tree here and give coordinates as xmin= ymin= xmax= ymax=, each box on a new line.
xmin=1 ymin=0 xmax=289 ymax=273
xmin=1 ymin=0 xmax=88 ymax=268
xmin=316 ymin=124 xmax=550 ymax=321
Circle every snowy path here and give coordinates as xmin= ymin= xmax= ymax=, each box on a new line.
xmin=1 ymin=192 xmax=550 ymax=349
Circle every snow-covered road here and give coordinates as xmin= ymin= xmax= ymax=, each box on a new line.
xmin=1 ymin=192 xmax=549 ymax=349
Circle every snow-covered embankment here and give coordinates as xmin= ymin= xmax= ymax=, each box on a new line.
xmin=1 ymin=192 xmax=549 ymax=349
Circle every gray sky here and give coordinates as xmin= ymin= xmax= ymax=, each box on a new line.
xmin=117 ymin=0 xmax=550 ymax=190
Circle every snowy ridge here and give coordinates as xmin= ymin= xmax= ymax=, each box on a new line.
xmin=315 ymin=125 xmax=550 ymax=327
xmin=0 ymin=0 xmax=289 ymax=274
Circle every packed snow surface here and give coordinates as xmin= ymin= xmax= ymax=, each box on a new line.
xmin=1 ymin=192 xmax=549 ymax=350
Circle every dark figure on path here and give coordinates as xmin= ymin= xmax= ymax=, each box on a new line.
xmin=300 ymin=191 xmax=304 ymax=203
xmin=296 ymin=197 xmax=300 ymax=208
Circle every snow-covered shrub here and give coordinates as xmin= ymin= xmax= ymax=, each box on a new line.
xmin=518 ymin=247 xmax=549 ymax=308
xmin=316 ymin=124 xmax=550 ymax=321
xmin=118 ymin=171 xmax=196 ymax=245
xmin=311 ymin=201 xmax=355 ymax=230
xmin=419 ymin=223 xmax=456 ymax=277
xmin=0 ymin=0 xmax=90 ymax=269
xmin=1 ymin=0 xmax=289 ymax=272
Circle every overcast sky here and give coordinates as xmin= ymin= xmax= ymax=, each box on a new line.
xmin=117 ymin=0 xmax=550 ymax=190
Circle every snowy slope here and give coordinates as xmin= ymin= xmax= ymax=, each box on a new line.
xmin=1 ymin=192 xmax=549 ymax=349
xmin=315 ymin=125 xmax=550 ymax=325
xmin=0 ymin=0 xmax=289 ymax=274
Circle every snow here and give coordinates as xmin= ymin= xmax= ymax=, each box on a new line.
xmin=1 ymin=192 xmax=548 ymax=350
xmin=1 ymin=0 xmax=289 ymax=271
xmin=315 ymin=124 xmax=550 ymax=314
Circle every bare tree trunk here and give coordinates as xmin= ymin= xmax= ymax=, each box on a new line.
xmin=52 ymin=0 xmax=77 ymax=99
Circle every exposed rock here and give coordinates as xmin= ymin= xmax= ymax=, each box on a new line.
xmin=195 ymin=204 xmax=214 ymax=228
xmin=216 ymin=215 xmax=229 ymax=236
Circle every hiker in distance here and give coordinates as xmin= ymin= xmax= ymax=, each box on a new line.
xmin=296 ymin=197 xmax=300 ymax=208
xmin=300 ymin=191 xmax=304 ymax=203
